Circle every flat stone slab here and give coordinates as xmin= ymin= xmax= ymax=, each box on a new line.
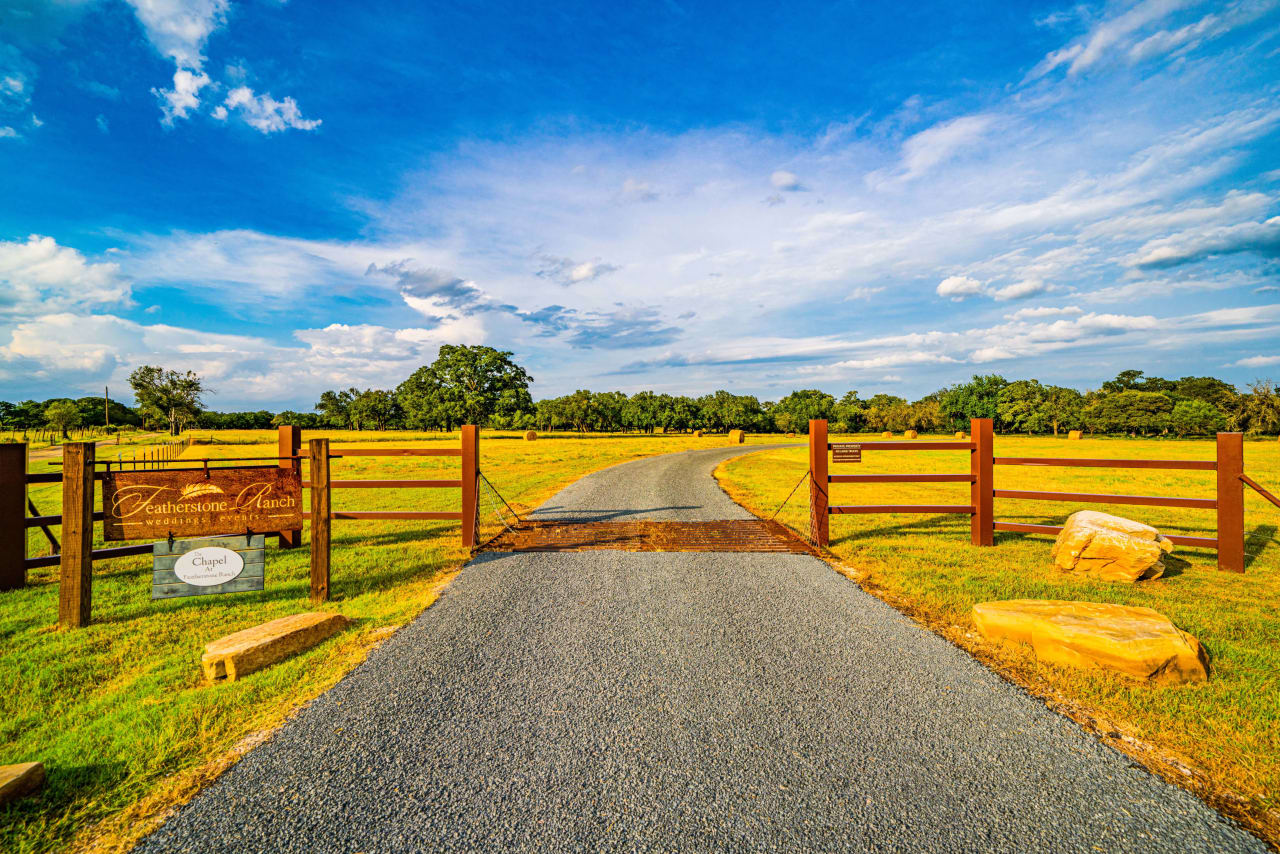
xmin=972 ymin=599 xmax=1209 ymax=685
xmin=1051 ymin=510 xmax=1173 ymax=582
xmin=0 ymin=762 xmax=45 ymax=805
xmin=202 ymin=612 xmax=348 ymax=682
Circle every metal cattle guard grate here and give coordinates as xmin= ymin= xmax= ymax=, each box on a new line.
xmin=481 ymin=519 xmax=817 ymax=555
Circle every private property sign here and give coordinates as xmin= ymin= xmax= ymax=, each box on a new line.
xmin=831 ymin=443 xmax=863 ymax=463
xmin=101 ymin=467 xmax=303 ymax=541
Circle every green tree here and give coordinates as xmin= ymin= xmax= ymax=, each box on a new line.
xmin=1082 ymin=390 xmax=1173 ymax=436
xmin=773 ymin=389 xmax=834 ymax=434
xmin=1239 ymin=379 xmax=1280 ymax=434
xmin=1169 ymin=399 xmax=1225 ymax=437
xmin=315 ymin=389 xmax=357 ymax=428
xmin=862 ymin=394 xmax=906 ymax=432
xmin=350 ymin=389 xmax=400 ymax=431
xmin=396 ymin=345 xmax=533 ymax=430
xmin=1174 ymin=376 xmax=1238 ymax=410
xmin=832 ymin=391 xmax=866 ymax=432
xmin=44 ymin=399 xmax=81 ymax=439
xmin=128 ymin=365 xmax=206 ymax=435
xmin=940 ymin=374 xmax=1009 ymax=430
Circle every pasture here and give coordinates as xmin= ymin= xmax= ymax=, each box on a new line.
xmin=1 ymin=429 xmax=750 ymax=854
xmin=717 ymin=433 xmax=1280 ymax=839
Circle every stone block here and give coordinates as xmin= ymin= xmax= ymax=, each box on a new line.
xmin=202 ymin=612 xmax=349 ymax=682
xmin=0 ymin=762 xmax=44 ymax=805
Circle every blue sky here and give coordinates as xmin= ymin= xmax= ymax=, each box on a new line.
xmin=1 ymin=0 xmax=1279 ymax=409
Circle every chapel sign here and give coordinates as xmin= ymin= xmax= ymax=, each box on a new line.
xmin=101 ymin=467 xmax=303 ymax=541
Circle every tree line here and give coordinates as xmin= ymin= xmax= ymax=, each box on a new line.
xmin=4 ymin=348 xmax=1279 ymax=439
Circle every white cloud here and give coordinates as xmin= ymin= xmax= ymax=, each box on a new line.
xmin=1029 ymin=0 xmax=1198 ymax=78
xmin=1232 ymin=354 xmax=1280 ymax=367
xmin=219 ymin=85 xmax=321 ymax=133
xmin=1005 ymin=305 xmax=1084 ymax=320
xmin=1129 ymin=215 xmax=1280 ymax=267
xmin=123 ymin=0 xmax=229 ymax=71
xmin=897 ymin=114 xmax=994 ymax=180
xmin=0 ymin=234 xmax=129 ymax=316
xmin=936 ymin=275 xmax=985 ymax=299
xmin=990 ymin=279 xmax=1051 ymax=300
xmin=153 ymin=68 xmax=210 ymax=125
xmin=770 ymin=170 xmax=802 ymax=191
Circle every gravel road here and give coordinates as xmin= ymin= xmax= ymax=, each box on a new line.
xmin=137 ymin=446 xmax=1265 ymax=853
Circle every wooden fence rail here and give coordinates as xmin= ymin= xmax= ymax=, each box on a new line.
xmin=809 ymin=419 xmax=1264 ymax=573
xmin=0 ymin=426 xmax=479 ymax=625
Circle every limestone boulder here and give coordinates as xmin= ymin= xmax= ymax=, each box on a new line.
xmin=1050 ymin=510 xmax=1173 ymax=582
xmin=972 ymin=599 xmax=1208 ymax=685
xmin=0 ymin=762 xmax=44 ymax=805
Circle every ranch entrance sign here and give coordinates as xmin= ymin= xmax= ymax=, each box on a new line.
xmin=153 ymin=534 xmax=267 ymax=599
xmin=101 ymin=467 xmax=303 ymax=541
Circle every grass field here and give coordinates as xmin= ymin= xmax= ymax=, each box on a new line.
xmin=1 ymin=428 xmax=754 ymax=854
xmin=716 ymin=433 xmax=1280 ymax=842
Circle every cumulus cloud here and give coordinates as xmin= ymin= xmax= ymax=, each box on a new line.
xmin=154 ymin=68 xmax=210 ymax=125
xmin=0 ymin=234 xmax=129 ymax=316
xmin=214 ymin=85 xmax=321 ymax=133
xmin=936 ymin=275 xmax=985 ymax=299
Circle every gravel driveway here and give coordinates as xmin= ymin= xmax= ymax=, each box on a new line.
xmin=136 ymin=446 xmax=1265 ymax=853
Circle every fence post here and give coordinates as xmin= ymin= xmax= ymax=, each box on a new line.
xmin=1216 ymin=432 xmax=1244 ymax=573
xmin=460 ymin=425 xmax=478 ymax=548
xmin=277 ymin=425 xmax=302 ymax=549
xmin=0 ymin=443 xmax=27 ymax=591
xmin=970 ymin=417 xmax=993 ymax=546
xmin=59 ymin=442 xmax=94 ymax=628
xmin=309 ymin=439 xmax=331 ymax=602
xmin=809 ymin=419 xmax=829 ymax=547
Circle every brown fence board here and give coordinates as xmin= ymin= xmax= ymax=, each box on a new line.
xmin=331 ymin=510 xmax=463 ymax=521
xmin=992 ymin=521 xmax=1218 ymax=548
xmin=992 ymin=489 xmax=1216 ymax=509
xmin=829 ymin=473 xmax=973 ymax=483
xmin=334 ymin=448 xmax=463 ymax=457
xmin=831 ymin=441 xmax=973 ymax=451
xmin=830 ymin=504 xmax=974 ymax=515
xmin=994 ymin=456 xmax=1216 ymax=470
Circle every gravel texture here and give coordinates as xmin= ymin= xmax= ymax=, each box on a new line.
xmin=137 ymin=446 xmax=1264 ymax=853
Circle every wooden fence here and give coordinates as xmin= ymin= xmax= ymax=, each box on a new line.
xmin=0 ymin=426 xmax=478 ymax=627
xmin=809 ymin=418 xmax=1280 ymax=573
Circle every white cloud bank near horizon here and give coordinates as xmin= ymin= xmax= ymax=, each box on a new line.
xmin=2 ymin=0 xmax=1280 ymax=407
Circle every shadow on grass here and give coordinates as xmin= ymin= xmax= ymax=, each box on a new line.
xmin=1245 ymin=523 xmax=1277 ymax=570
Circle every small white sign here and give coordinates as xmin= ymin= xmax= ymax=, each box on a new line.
xmin=173 ymin=547 xmax=245 ymax=587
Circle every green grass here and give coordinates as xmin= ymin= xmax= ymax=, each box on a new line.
xmin=2 ymin=428 xmax=745 ymax=854
xmin=716 ymin=433 xmax=1280 ymax=842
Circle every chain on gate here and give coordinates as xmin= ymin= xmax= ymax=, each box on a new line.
xmin=767 ymin=468 xmax=815 ymax=545
xmin=475 ymin=469 xmax=523 ymax=549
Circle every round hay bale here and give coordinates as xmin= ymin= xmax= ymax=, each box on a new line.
xmin=955 ymin=431 xmax=965 ymax=439
xmin=524 ymin=430 xmax=537 ymax=441
xmin=728 ymin=428 xmax=745 ymax=444
xmin=693 ymin=430 xmax=703 ymax=438
xmin=1068 ymin=430 xmax=1083 ymax=440
xmin=785 ymin=432 xmax=796 ymax=438
xmin=904 ymin=430 xmax=918 ymax=439
xmin=881 ymin=431 xmax=892 ymax=438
